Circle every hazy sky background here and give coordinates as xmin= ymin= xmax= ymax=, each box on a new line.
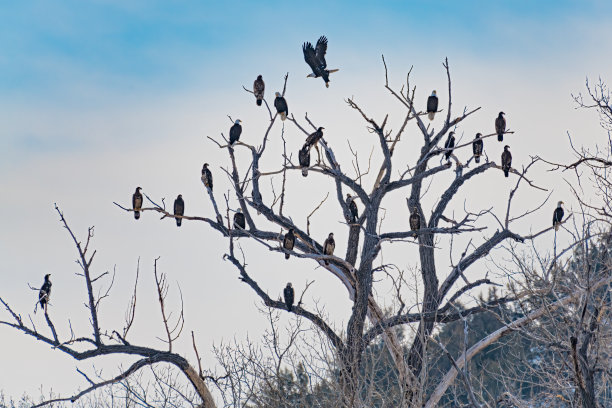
xmin=1 ymin=0 xmax=611 ymax=402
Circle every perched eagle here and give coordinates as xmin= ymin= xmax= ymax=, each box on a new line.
xmin=283 ymin=228 xmax=295 ymax=260
xmin=253 ymin=75 xmax=265 ymax=106
xmin=303 ymin=36 xmax=338 ymax=88
xmin=298 ymin=144 xmax=311 ymax=177
xmin=501 ymin=145 xmax=512 ymax=177
xmin=495 ymin=112 xmax=506 ymax=142
xmin=305 ymin=127 xmax=324 ymax=148
xmin=323 ymin=232 xmax=335 ymax=265
xmin=229 ymin=120 xmax=242 ymax=145
xmin=444 ymin=131 xmax=455 ymax=161
xmin=132 ymin=187 xmax=143 ymax=220
xmin=472 ymin=133 xmax=484 ymax=163
xmin=174 ymin=194 xmax=185 ymax=227
xmin=553 ymin=201 xmax=564 ymax=231
xmin=283 ymin=282 xmax=295 ymax=312
xmin=346 ymin=194 xmax=358 ymax=223
xmin=274 ymin=92 xmax=288 ymax=121
xmin=38 ymin=274 xmax=52 ymax=313
xmin=409 ymin=208 xmax=420 ymax=237
xmin=427 ymin=90 xmax=438 ymax=121
xmin=201 ymin=163 xmax=213 ymax=191
xmin=234 ymin=208 xmax=246 ymax=230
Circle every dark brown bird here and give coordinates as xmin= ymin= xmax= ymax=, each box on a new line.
xmin=253 ymin=75 xmax=265 ymax=106
xmin=346 ymin=194 xmax=358 ymax=223
xmin=283 ymin=282 xmax=295 ymax=312
xmin=444 ymin=131 xmax=455 ymax=161
xmin=495 ymin=112 xmax=506 ymax=142
xmin=409 ymin=208 xmax=420 ymax=237
xmin=174 ymin=194 xmax=185 ymax=227
xmin=299 ymin=144 xmax=311 ymax=177
xmin=303 ymin=36 xmax=339 ymax=88
xmin=553 ymin=201 xmax=564 ymax=231
xmin=229 ymin=120 xmax=242 ymax=145
xmin=305 ymin=127 xmax=324 ymax=148
xmin=472 ymin=133 xmax=483 ymax=163
xmin=274 ymin=92 xmax=288 ymax=120
xmin=201 ymin=163 xmax=213 ymax=191
xmin=132 ymin=187 xmax=143 ymax=220
xmin=323 ymin=232 xmax=335 ymax=265
xmin=38 ymin=274 xmax=52 ymax=313
xmin=234 ymin=208 xmax=246 ymax=229
xmin=283 ymin=228 xmax=295 ymax=259
xmin=501 ymin=145 xmax=512 ymax=177
xmin=427 ymin=90 xmax=438 ymax=121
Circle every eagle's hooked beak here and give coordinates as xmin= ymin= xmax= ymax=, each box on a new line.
xmin=307 ymin=73 xmax=315 ymax=78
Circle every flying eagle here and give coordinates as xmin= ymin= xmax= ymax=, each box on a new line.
xmin=553 ymin=201 xmax=564 ymax=231
xmin=495 ymin=112 xmax=506 ymax=142
xmin=274 ymin=92 xmax=288 ymax=121
xmin=283 ymin=228 xmax=295 ymax=260
xmin=444 ymin=131 xmax=455 ymax=161
xmin=323 ymin=232 xmax=335 ymax=265
xmin=409 ymin=208 xmax=420 ymax=237
xmin=229 ymin=120 xmax=242 ymax=145
xmin=501 ymin=145 xmax=512 ymax=177
xmin=253 ymin=75 xmax=265 ymax=106
xmin=38 ymin=274 xmax=52 ymax=313
xmin=427 ymin=90 xmax=438 ymax=121
xmin=472 ymin=133 xmax=484 ymax=163
xmin=284 ymin=282 xmax=295 ymax=312
xmin=132 ymin=187 xmax=143 ymax=220
xmin=234 ymin=208 xmax=246 ymax=230
xmin=305 ymin=127 xmax=324 ymax=148
xmin=346 ymin=194 xmax=358 ymax=223
xmin=201 ymin=163 xmax=213 ymax=191
xmin=298 ymin=144 xmax=311 ymax=177
xmin=303 ymin=36 xmax=338 ymax=88
xmin=174 ymin=194 xmax=185 ymax=227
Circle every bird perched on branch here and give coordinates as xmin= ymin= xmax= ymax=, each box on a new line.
xmin=444 ymin=131 xmax=455 ymax=161
xmin=346 ymin=194 xmax=358 ymax=223
xmin=553 ymin=201 xmax=564 ymax=231
xmin=305 ymin=127 xmax=324 ymax=148
xmin=427 ymin=90 xmax=438 ymax=120
xmin=303 ymin=36 xmax=338 ymax=88
xmin=284 ymin=282 xmax=294 ymax=312
xmin=132 ymin=187 xmax=143 ymax=220
xmin=38 ymin=274 xmax=52 ymax=313
xmin=495 ymin=112 xmax=506 ymax=142
xmin=283 ymin=228 xmax=295 ymax=259
xmin=409 ymin=208 xmax=421 ymax=238
xmin=174 ymin=194 xmax=184 ymax=227
xmin=501 ymin=145 xmax=512 ymax=177
xmin=323 ymin=233 xmax=335 ymax=265
xmin=298 ymin=144 xmax=311 ymax=177
xmin=201 ymin=163 xmax=213 ymax=191
xmin=274 ymin=92 xmax=288 ymax=121
xmin=234 ymin=208 xmax=246 ymax=230
xmin=229 ymin=119 xmax=242 ymax=145
xmin=472 ymin=133 xmax=484 ymax=164
xmin=253 ymin=75 xmax=265 ymax=106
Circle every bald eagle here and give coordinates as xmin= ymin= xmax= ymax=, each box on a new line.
xmin=274 ymin=92 xmax=288 ymax=121
xmin=553 ymin=201 xmax=564 ymax=231
xmin=323 ymin=232 xmax=335 ymax=265
xmin=501 ymin=145 xmax=512 ymax=177
xmin=132 ymin=187 xmax=143 ymax=220
xmin=298 ymin=145 xmax=311 ymax=177
xmin=444 ymin=132 xmax=455 ymax=161
xmin=495 ymin=112 xmax=506 ymax=142
xmin=234 ymin=208 xmax=246 ymax=230
xmin=229 ymin=120 xmax=242 ymax=145
xmin=283 ymin=228 xmax=295 ymax=259
xmin=174 ymin=194 xmax=185 ymax=227
xmin=427 ymin=91 xmax=438 ymax=121
xmin=346 ymin=194 xmax=358 ymax=223
xmin=283 ymin=282 xmax=294 ymax=312
xmin=201 ymin=163 xmax=213 ymax=191
xmin=38 ymin=274 xmax=52 ymax=313
xmin=305 ymin=127 xmax=324 ymax=148
xmin=253 ymin=75 xmax=265 ymax=106
xmin=303 ymin=36 xmax=338 ymax=88
xmin=409 ymin=209 xmax=420 ymax=237
xmin=472 ymin=133 xmax=484 ymax=163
